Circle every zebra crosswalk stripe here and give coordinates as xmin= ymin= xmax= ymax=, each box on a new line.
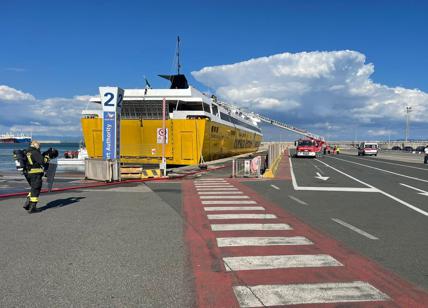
xmin=210 ymin=223 xmax=292 ymax=231
xmin=233 ymin=281 xmax=390 ymax=306
xmin=202 ymin=200 xmax=257 ymax=205
xmin=204 ymin=206 xmax=265 ymax=212
xmin=200 ymin=195 xmax=249 ymax=199
xmin=217 ymin=236 xmax=313 ymax=247
xmin=198 ymin=191 xmax=243 ymax=195
xmin=223 ymin=254 xmax=342 ymax=271
xmin=208 ymin=214 xmax=276 ymax=220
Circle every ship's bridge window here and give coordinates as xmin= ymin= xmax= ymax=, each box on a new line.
xmin=176 ymin=101 xmax=204 ymax=111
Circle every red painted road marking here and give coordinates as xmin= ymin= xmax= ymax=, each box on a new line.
xmin=182 ymin=178 xmax=428 ymax=307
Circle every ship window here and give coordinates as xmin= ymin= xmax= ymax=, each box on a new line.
xmin=121 ymin=100 xmax=170 ymax=120
xmin=212 ymin=104 xmax=219 ymax=116
xmin=203 ymin=103 xmax=211 ymax=113
xmin=177 ymin=101 xmax=203 ymax=111
xmin=226 ymin=113 xmax=262 ymax=134
xmin=220 ymin=112 xmax=232 ymax=122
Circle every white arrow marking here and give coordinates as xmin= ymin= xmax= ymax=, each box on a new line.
xmin=315 ymin=172 xmax=329 ymax=181
xmin=400 ymin=183 xmax=428 ymax=196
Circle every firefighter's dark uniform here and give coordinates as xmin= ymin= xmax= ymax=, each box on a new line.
xmin=24 ymin=146 xmax=49 ymax=213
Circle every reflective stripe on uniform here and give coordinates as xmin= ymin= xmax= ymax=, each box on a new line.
xmin=26 ymin=153 xmax=33 ymax=165
xmin=30 ymin=197 xmax=38 ymax=202
xmin=28 ymin=168 xmax=44 ymax=174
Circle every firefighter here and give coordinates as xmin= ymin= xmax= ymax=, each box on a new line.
xmin=424 ymin=145 xmax=428 ymax=164
xmin=23 ymin=140 xmax=50 ymax=213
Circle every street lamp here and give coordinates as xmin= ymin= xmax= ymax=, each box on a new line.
xmin=405 ymin=106 xmax=412 ymax=143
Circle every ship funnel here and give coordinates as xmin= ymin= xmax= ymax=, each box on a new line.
xmin=159 ymin=74 xmax=189 ymax=89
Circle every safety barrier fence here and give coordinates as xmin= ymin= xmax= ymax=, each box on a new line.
xmin=263 ymin=143 xmax=288 ymax=178
xmin=232 ymin=156 xmax=262 ymax=178
xmin=85 ymin=159 xmax=119 ymax=182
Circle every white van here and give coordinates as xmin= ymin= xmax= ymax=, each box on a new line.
xmin=358 ymin=142 xmax=378 ymax=156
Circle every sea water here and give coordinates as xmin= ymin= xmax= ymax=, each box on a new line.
xmin=0 ymin=142 xmax=80 ymax=172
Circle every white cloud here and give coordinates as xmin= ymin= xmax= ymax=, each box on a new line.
xmin=0 ymin=85 xmax=95 ymax=138
xmin=367 ymin=129 xmax=395 ymax=136
xmin=192 ymin=50 xmax=428 ymax=139
xmin=0 ymin=85 xmax=35 ymax=101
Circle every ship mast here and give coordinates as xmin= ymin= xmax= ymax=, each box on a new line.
xmin=177 ymin=36 xmax=181 ymax=75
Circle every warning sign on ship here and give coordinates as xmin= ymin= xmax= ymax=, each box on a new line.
xmin=157 ymin=128 xmax=168 ymax=144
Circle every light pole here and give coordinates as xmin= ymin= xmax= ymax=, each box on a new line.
xmin=405 ymin=106 xmax=412 ymax=143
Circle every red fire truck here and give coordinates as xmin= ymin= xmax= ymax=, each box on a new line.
xmin=295 ymin=138 xmax=323 ymax=158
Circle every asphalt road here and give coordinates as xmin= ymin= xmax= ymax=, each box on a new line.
xmin=0 ymin=182 xmax=195 ymax=307
xmin=1 ymin=152 xmax=427 ymax=306
xmin=244 ymin=153 xmax=428 ymax=291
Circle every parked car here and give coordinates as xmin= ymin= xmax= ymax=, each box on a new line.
xmin=358 ymin=142 xmax=378 ymax=156
xmin=403 ymin=146 xmax=414 ymax=152
xmin=391 ymin=146 xmax=401 ymax=150
xmin=415 ymin=146 xmax=425 ymax=153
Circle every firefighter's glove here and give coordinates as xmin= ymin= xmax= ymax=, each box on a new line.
xmin=43 ymin=148 xmax=59 ymax=159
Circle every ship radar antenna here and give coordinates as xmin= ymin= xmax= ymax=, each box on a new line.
xmin=177 ymin=36 xmax=181 ymax=75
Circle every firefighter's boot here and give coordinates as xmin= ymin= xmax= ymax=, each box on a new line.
xmin=23 ymin=195 xmax=30 ymax=210
xmin=27 ymin=202 xmax=40 ymax=214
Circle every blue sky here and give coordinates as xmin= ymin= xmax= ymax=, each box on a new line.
xmin=1 ymin=0 xmax=427 ymax=140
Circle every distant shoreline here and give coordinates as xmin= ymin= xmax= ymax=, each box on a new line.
xmin=39 ymin=140 xmax=61 ymax=144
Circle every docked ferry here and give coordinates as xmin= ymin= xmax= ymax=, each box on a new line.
xmin=81 ymin=74 xmax=263 ymax=166
xmin=0 ymin=132 xmax=32 ymax=144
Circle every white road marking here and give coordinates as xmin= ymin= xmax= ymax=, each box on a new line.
xmin=200 ymin=195 xmax=249 ymax=199
xmin=194 ymin=179 xmax=226 ymax=182
xmin=211 ymin=223 xmax=292 ymax=231
xmin=194 ymin=181 xmax=228 ymax=183
xmin=315 ymin=172 xmax=329 ymax=181
xmin=217 ymin=236 xmax=313 ymax=247
xmin=208 ymin=214 xmax=277 ymax=220
xmin=198 ymin=191 xmax=243 ymax=195
xmin=316 ymin=158 xmax=428 ymax=216
xmin=195 ymin=178 xmax=225 ymax=180
xmin=399 ymin=183 xmax=428 ymax=196
xmin=197 ymin=188 xmax=238 ymax=191
xmin=311 ymin=162 xmax=324 ymax=174
xmin=288 ymin=195 xmax=308 ymax=205
xmin=329 ymin=156 xmax=428 ymax=184
xmin=195 ymin=184 xmax=233 ymax=187
xmin=356 ymin=156 xmax=428 ymax=171
xmin=332 ymin=218 xmax=379 ymax=240
xmin=194 ymin=181 xmax=229 ymax=184
xmin=270 ymin=184 xmax=280 ymax=190
xmin=223 ymin=254 xmax=342 ymax=271
xmin=233 ymin=281 xmax=390 ymax=306
xmin=202 ymin=200 xmax=257 ymax=205
xmin=289 ymin=157 xmax=378 ymax=192
xmin=204 ymin=206 xmax=265 ymax=211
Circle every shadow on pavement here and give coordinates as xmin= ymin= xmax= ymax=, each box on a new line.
xmin=39 ymin=196 xmax=85 ymax=212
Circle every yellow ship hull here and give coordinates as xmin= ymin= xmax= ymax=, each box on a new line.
xmin=81 ymin=118 xmax=262 ymax=165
